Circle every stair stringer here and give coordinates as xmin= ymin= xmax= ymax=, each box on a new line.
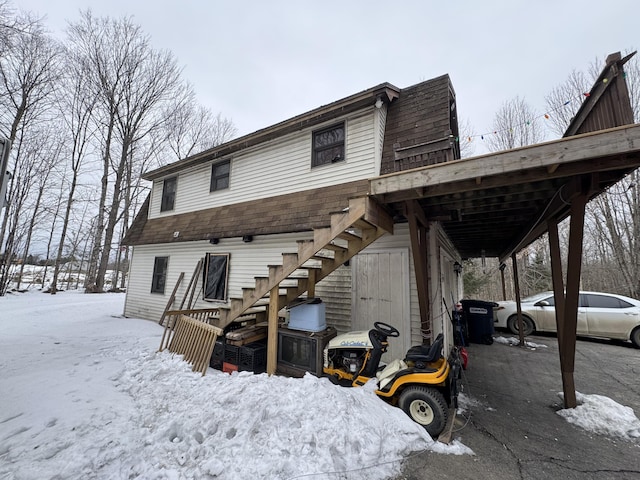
xmin=215 ymin=196 xmax=393 ymax=329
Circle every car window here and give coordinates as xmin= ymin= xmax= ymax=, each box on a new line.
xmin=541 ymin=296 xmax=555 ymax=306
xmin=523 ymin=292 xmax=553 ymax=303
xmin=583 ymin=294 xmax=631 ymax=308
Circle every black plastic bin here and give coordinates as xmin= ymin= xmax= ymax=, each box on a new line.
xmin=460 ymin=299 xmax=498 ymax=345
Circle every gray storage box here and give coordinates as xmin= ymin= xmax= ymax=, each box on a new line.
xmin=288 ymin=298 xmax=326 ymax=332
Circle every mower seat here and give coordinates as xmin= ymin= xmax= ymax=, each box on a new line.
xmin=405 ymin=333 xmax=444 ymax=364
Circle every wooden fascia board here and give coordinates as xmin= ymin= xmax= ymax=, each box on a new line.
xmin=143 ymin=83 xmax=400 ymax=181
xmin=370 ymin=124 xmax=640 ymax=203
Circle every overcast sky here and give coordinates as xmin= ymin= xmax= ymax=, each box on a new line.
xmin=16 ymin=0 xmax=639 ymax=155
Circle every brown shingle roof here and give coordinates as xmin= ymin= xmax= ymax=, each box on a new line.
xmin=122 ymin=180 xmax=370 ymax=246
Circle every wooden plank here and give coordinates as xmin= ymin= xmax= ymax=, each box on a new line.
xmin=267 ymin=286 xmax=279 ymax=375
xmin=371 ymin=124 xmax=640 ymax=200
xmin=227 ymin=332 xmax=267 ymax=346
xmin=186 ymin=259 xmax=204 ymax=309
xmin=158 ymin=272 xmax=185 ymax=325
xmin=180 ymin=259 xmax=203 ymax=309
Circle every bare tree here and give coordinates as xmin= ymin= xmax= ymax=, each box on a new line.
xmin=485 ymin=96 xmax=545 ymax=152
xmin=456 ymin=117 xmax=476 ymax=159
xmin=0 ymin=10 xmax=61 ymax=294
xmin=68 ymin=11 xmax=183 ymax=292
xmin=588 ymin=173 xmax=640 ymax=298
xmin=49 ymin=49 xmax=98 ymax=293
xmin=544 ymin=69 xmax=593 ymax=137
xmin=14 ymin=126 xmax=64 ymax=290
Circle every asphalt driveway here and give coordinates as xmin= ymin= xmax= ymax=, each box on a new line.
xmin=399 ymin=333 xmax=640 ymax=480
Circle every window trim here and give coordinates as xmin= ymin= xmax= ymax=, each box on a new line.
xmin=160 ymin=176 xmax=177 ymax=212
xmin=210 ymin=159 xmax=231 ymax=192
xmin=312 ymin=122 xmax=346 ymax=168
xmin=151 ymin=256 xmax=169 ymax=294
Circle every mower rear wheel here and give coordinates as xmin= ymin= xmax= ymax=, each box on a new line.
xmin=398 ymin=386 xmax=448 ymax=437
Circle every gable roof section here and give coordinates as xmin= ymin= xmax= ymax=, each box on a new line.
xmin=143 ymin=83 xmax=401 ymax=181
xmin=122 ymin=179 xmax=370 ymax=246
xmin=380 ymin=74 xmax=456 ymax=175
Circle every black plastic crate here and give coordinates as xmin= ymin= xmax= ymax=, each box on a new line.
xmin=224 ymin=343 xmax=240 ymax=365
xmin=239 ymin=342 xmax=267 ymax=373
xmin=209 ymin=339 xmax=225 ymax=370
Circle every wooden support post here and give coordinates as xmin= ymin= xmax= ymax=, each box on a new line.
xmin=548 ymin=218 xmax=566 ymax=350
xmin=559 ymin=193 xmax=587 ymax=409
xmin=307 ymin=269 xmax=316 ymax=298
xmin=407 ymin=201 xmax=431 ymax=340
xmin=266 ymin=286 xmax=280 ymax=375
xmin=511 ymin=253 xmax=525 ymax=346
xmin=499 ymin=265 xmax=507 ymax=301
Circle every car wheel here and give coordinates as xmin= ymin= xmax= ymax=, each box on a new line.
xmin=631 ymin=327 xmax=640 ymax=349
xmin=507 ymin=314 xmax=535 ymax=336
xmin=398 ymin=386 xmax=448 ymax=437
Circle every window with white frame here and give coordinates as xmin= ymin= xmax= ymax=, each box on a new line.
xmin=210 ymin=160 xmax=230 ymax=192
xmin=151 ymin=256 xmax=169 ymax=294
xmin=160 ymin=176 xmax=177 ymax=212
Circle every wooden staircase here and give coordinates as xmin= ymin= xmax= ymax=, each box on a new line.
xmin=212 ymin=196 xmax=394 ymax=331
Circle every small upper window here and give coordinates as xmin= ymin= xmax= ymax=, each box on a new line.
xmin=210 ymin=159 xmax=230 ymax=192
xmin=151 ymin=256 xmax=169 ymax=294
xmin=312 ymin=123 xmax=345 ymax=167
xmin=160 ymin=176 xmax=177 ymax=212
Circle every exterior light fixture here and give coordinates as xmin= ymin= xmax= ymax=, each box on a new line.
xmin=453 ymin=261 xmax=463 ymax=276
xmin=375 ymin=96 xmax=383 ymax=109
xmin=209 ymin=238 xmax=219 ymax=245
xmin=242 ymin=235 xmax=253 ymax=243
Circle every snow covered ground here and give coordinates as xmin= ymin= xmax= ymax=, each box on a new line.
xmin=1 ymin=291 xmax=638 ymax=480
xmin=0 ymin=290 xmax=470 ymax=480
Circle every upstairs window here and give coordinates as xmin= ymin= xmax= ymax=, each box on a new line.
xmin=210 ymin=159 xmax=230 ymax=192
xmin=312 ymin=123 xmax=345 ymax=167
xmin=160 ymin=176 xmax=177 ymax=212
xmin=151 ymin=256 xmax=169 ymax=294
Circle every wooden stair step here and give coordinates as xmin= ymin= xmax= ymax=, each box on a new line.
xmin=297 ymin=264 xmax=322 ymax=270
xmin=322 ymin=243 xmax=348 ymax=253
xmin=337 ymin=230 xmax=362 ymax=242
xmin=353 ymin=218 xmax=378 ymax=231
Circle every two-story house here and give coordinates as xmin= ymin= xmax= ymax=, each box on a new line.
xmin=122 ymin=74 xmax=463 ymax=363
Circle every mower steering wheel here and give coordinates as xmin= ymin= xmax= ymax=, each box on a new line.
xmin=374 ymin=321 xmax=400 ymax=338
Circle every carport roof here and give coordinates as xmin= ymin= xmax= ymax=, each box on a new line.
xmin=370 ymin=123 xmax=640 ymax=262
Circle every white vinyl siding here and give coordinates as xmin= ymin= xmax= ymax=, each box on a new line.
xmin=148 ymin=108 xmax=378 ymax=219
xmin=374 ymin=104 xmax=387 ymax=175
xmin=315 ymin=265 xmax=352 ymax=333
xmin=124 ymin=232 xmax=314 ymax=322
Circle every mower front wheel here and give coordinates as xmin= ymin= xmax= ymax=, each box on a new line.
xmin=398 ymin=386 xmax=448 ymax=437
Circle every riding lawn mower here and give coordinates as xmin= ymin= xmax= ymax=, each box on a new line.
xmin=323 ymin=322 xmax=462 ymax=437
